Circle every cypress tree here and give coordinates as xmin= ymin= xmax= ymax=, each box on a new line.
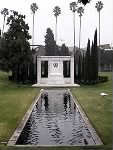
xmin=61 ymin=44 xmax=69 ymax=56
xmin=82 ymin=53 xmax=85 ymax=80
xmin=90 ymin=41 xmax=94 ymax=81
xmin=94 ymin=29 xmax=98 ymax=79
xmin=74 ymin=54 xmax=76 ymax=83
xmin=45 ymin=28 xmax=56 ymax=56
xmin=78 ymin=53 xmax=82 ymax=81
xmin=91 ymin=29 xmax=98 ymax=81
xmin=84 ymin=39 xmax=90 ymax=82
xmin=29 ymin=59 xmax=34 ymax=84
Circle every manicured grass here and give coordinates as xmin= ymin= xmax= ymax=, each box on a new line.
xmin=0 ymin=71 xmax=112 ymax=150
xmin=0 ymin=71 xmax=40 ymax=142
xmin=71 ymin=72 xmax=112 ymax=149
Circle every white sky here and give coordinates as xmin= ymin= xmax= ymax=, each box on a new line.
xmin=0 ymin=0 xmax=113 ymax=48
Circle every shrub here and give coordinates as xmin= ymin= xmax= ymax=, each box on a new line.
xmin=75 ymin=76 xmax=108 ymax=85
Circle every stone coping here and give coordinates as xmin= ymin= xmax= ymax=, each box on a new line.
xmin=7 ymin=88 xmax=103 ymax=146
xmin=68 ymin=89 xmax=103 ymax=145
xmin=32 ymin=84 xmax=80 ymax=87
xmin=37 ymin=56 xmax=73 ymax=58
xmin=7 ymin=89 xmax=43 ymax=146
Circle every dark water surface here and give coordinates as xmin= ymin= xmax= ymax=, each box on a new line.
xmin=16 ymin=89 xmax=95 ymax=145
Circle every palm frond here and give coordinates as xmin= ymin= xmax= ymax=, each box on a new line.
xmin=30 ymin=3 xmax=38 ymax=14
xmin=95 ymin=1 xmax=103 ymax=12
xmin=70 ymin=2 xmax=78 ymax=12
xmin=53 ymin=6 xmax=61 ymax=17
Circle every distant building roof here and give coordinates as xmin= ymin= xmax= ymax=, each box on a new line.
xmin=32 ymin=45 xmax=46 ymax=63
xmin=100 ymin=44 xmax=111 ymax=49
xmin=35 ymin=46 xmax=46 ymax=56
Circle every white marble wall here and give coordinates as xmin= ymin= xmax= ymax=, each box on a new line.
xmin=37 ymin=56 xmax=74 ymax=85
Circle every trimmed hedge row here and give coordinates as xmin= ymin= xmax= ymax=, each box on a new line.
xmin=75 ymin=76 xmax=108 ymax=85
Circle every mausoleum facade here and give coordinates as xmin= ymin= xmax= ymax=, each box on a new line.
xmin=32 ymin=56 xmax=79 ymax=87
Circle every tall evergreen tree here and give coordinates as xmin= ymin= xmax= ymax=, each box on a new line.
xmin=45 ymin=28 xmax=56 ymax=56
xmin=78 ymin=53 xmax=82 ymax=80
xmin=81 ymin=53 xmax=85 ymax=80
xmin=60 ymin=44 xmax=69 ymax=56
xmin=90 ymin=41 xmax=94 ymax=81
xmin=74 ymin=54 xmax=76 ymax=83
xmin=91 ymin=29 xmax=98 ymax=80
xmin=84 ymin=39 xmax=90 ymax=82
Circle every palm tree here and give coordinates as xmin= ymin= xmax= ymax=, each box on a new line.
xmin=30 ymin=3 xmax=38 ymax=46
xmin=95 ymin=1 xmax=103 ymax=71
xmin=70 ymin=2 xmax=78 ymax=55
xmin=1 ymin=8 xmax=9 ymax=35
xmin=53 ymin=6 xmax=61 ymax=43
xmin=77 ymin=6 xmax=84 ymax=51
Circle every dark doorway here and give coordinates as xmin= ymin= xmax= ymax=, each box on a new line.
xmin=41 ymin=61 xmax=48 ymax=78
xmin=63 ymin=61 xmax=70 ymax=77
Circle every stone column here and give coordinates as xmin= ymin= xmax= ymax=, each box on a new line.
xmin=71 ymin=56 xmax=74 ymax=84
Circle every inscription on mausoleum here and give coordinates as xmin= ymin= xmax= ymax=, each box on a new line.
xmin=53 ymin=63 xmax=58 ymax=67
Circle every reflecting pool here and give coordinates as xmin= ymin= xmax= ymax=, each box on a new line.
xmin=16 ymin=89 xmax=95 ymax=145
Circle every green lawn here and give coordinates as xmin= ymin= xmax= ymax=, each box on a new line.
xmin=0 ymin=71 xmax=112 ymax=150
xmin=71 ymin=72 xmax=112 ymax=149
xmin=0 ymin=71 xmax=40 ymax=142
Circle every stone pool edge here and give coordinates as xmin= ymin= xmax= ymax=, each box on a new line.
xmin=7 ymin=89 xmax=43 ymax=146
xmin=7 ymin=88 xmax=103 ymax=147
xmin=68 ymin=89 xmax=103 ymax=145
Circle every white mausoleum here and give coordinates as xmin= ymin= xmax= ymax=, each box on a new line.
xmin=32 ymin=56 xmax=79 ymax=87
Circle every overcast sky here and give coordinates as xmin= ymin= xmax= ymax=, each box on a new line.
xmin=0 ymin=0 xmax=113 ymax=48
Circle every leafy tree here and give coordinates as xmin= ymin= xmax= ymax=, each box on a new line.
xmin=30 ymin=3 xmax=38 ymax=46
xmin=53 ymin=6 xmax=61 ymax=44
xmin=100 ymin=49 xmax=113 ymax=66
xmin=95 ymin=1 xmax=103 ymax=71
xmin=78 ymin=0 xmax=91 ymax=5
xmin=0 ymin=10 xmax=32 ymax=83
xmin=60 ymin=44 xmax=69 ymax=56
xmin=45 ymin=28 xmax=56 ymax=56
xmin=1 ymin=8 xmax=9 ymax=35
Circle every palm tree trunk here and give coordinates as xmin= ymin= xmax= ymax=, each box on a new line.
xmin=73 ymin=12 xmax=75 ymax=56
xmin=2 ymin=16 xmax=5 ymax=35
xmin=55 ymin=16 xmax=57 ymax=43
xmin=98 ymin=11 xmax=100 ymax=72
xmin=79 ymin=16 xmax=81 ymax=51
xmin=32 ymin=13 xmax=35 ymax=48
xmin=55 ymin=16 xmax=58 ymax=56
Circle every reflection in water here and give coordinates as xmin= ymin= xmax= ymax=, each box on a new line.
xmin=63 ymin=93 xmax=68 ymax=109
xmin=16 ymin=90 xmax=95 ymax=146
xmin=63 ymin=93 xmax=71 ymax=111
xmin=44 ymin=93 xmax=49 ymax=110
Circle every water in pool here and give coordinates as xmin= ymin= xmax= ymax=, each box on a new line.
xmin=16 ymin=89 xmax=95 ymax=145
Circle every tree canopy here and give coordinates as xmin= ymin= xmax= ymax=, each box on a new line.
xmin=0 ymin=10 xmax=32 ymax=83
xmin=45 ymin=28 xmax=56 ymax=56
